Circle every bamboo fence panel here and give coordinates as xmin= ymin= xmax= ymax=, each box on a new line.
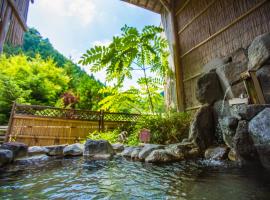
xmin=174 ymin=0 xmax=270 ymax=110
xmin=6 ymin=103 xmax=140 ymax=146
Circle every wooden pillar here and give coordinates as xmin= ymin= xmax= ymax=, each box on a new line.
xmin=170 ymin=0 xmax=185 ymax=111
xmin=0 ymin=3 xmax=12 ymax=53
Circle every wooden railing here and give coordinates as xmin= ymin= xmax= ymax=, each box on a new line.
xmin=6 ymin=103 xmax=140 ymax=146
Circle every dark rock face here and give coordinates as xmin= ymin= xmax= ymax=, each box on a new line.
xmin=248 ymin=33 xmax=270 ymax=69
xmin=196 ymin=71 xmax=223 ymax=104
xmin=256 ymin=65 xmax=270 ymax=103
xmin=63 ymin=143 xmax=84 ymax=156
xmin=46 ymin=145 xmax=67 ymax=156
xmin=84 ymin=140 xmax=114 ymax=159
xmin=220 ymin=117 xmax=239 ymax=148
xmin=0 ymin=142 xmax=28 ymax=158
xmin=204 ymin=146 xmax=229 ymax=160
xmin=138 ymin=144 xmax=164 ymax=161
xmin=145 ymin=149 xmax=174 ymax=163
xmin=0 ymin=149 xmax=13 ymax=166
xmin=189 ymin=105 xmax=215 ymax=150
xmin=248 ymin=108 xmax=270 ymax=145
xmin=238 ymin=105 xmax=270 ymax=121
xmin=14 ymin=155 xmax=51 ymax=166
xmin=233 ymin=120 xmax=260 ymax=166
xmin=255 ymin=144 xmax=270 ymax=170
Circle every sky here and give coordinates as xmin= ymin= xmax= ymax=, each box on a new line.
xmin=27 ymin=0 xmax=161 ymax=88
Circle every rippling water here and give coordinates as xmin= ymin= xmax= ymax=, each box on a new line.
xmin=0 ymin=156 xmax=270 ymax=200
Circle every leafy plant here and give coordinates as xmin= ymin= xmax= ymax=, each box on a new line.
xmin=80 ymin=25 xmax=170 ymax=113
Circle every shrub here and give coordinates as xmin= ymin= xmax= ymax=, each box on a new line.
xmin=133 ymin=112 xmax=191 ymax=144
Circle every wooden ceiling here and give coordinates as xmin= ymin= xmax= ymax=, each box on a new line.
xmin=121 ymin=0 xmax=171 ymax=14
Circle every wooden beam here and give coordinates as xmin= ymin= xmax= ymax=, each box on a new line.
xmin=170 ymin=0 xmax=185 ymax=111
xmin=7 ymin=0 xmax=28 ymax=31
xmin=159 ymin=0 xmax=171 ymax=12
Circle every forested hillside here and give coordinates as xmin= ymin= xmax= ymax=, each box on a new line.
xmin=0 ymin=28 xmax=104 ymax=124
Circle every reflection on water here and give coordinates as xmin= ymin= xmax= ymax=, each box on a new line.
xmin=0 ymin=157 xmax=270 ymax=200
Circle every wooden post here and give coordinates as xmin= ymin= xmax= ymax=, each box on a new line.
xmin=0 ymin=3 xmax=12 ymax=52
xmin=5 ymin=101 xmax=16 ymax=142
xmin=99 ymin=110 xmax=105 ymax=132
xmin=171 ymin=0 xmax=185 ymax=111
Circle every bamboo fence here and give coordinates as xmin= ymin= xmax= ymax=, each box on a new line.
xmin=6 ymin=103 xmax=140 ymax=146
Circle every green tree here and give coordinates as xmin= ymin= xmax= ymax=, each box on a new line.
xmin=80 ymin=25 xmax=170 ymax=113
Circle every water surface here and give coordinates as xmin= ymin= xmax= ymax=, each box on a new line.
xmin=0 ymin=157 xmax=270 ymax=200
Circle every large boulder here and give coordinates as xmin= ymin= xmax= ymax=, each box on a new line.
xmin=248 ymin=33 xmax=270 ymax=69
xmin=84 ymin=140 xmax=114 ymax=159
xmin=46 ymin=145 xmax=67 ymax=156
xmin=131 ymin=147 xmax=143 ymax=160
xmin=14 ymin=155 xmax=51 ymax=166
xmin=145 ymin=149 xmax=174 ymax=163
xmin=138 ymin=144 xmax=164 ymax=161
xmin=204 ymin=146 xmax=229 ymax=160
xmin=63 ymin=143 xmax=84 ymax=156
xmin=248 ymin=108 xmax=270 ymax=144
xmin=189 ymin=105 xmax=215 ymax=150
xmin=219 ymin=117 xmax=239 ymax=148
xmin=121 ymin=146 xmax=136 ymax=157
xmin=234 ymin=120 xmax=260 ymax=166
xmin=256 ymin=65 xmax=270 ymax=103
xmin=0 ymin=142 xmax=28 ymax=158
xmin=0 ymin=149 xmax=13 ymax=166
xmin=28 ymin=146 xmax=48 ymax=156
xmin=196 ymin=71 xmax=223 ymax=104
xmin=238 ymin=104 xmax=270 ymax=121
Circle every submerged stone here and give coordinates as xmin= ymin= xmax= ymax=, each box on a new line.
xmin=46 ymin=145 xmax=67 ymax=156
xmin=204 ymin=146 xmax=229 ymax=160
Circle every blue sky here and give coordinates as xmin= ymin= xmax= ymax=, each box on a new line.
xmin=27 ymin=0 xmax=161 ymax=87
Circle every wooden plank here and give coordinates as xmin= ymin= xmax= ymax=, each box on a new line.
xmin=249 ymin=70 xmax=266 ymax=104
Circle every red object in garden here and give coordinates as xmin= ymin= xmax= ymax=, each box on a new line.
xmin=139 ymin=129 xmax=151 ymax=143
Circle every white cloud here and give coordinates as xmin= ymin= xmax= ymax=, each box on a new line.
xmin=38 ymin=0 xmax=98 ymax=26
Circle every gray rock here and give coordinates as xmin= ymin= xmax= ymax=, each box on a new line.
xmin=28 ymin=146 xmax=48 ymax=156
xmin=238 ymin=104 xmax=270 ymax=121
xmin=112 ymin=143 xmax=124 ymax=153
xmin=0 ymin=149 xmax=13 ymax=166
xmin=196 ymin=71 xmax=223 ymax=104
xmin=131 ymin=147 xmax=143 ymax=160
xmin=145 ymin=149 xmax=174 ymax=163
xmin=255 ymin=144 xmax=270 ymax=170
xmin=189 ymin=105 xmax=215 ymax=150
xmin=121 ymin=146 xmax=136 ymax=157
xmin=0 ymin=142 xmax=28 ymax=158
xmin=166 ymin=142 xmax=200 ymax=160
xmin=248 ymin=108 xmax=270 ymax=144
xmin=248 ymin=33 xmax=270 ymax=69
xmin=46 ymin=145 xmax=67 ymax=156
xmin=204 ymin=146 xmax=229 ymax=160
xmin=228 ymin=149 xmax=238 ymax=161
xmin=230 ymin=48 xmax=248 ymax=64
xmin=234 ymin=120 xmax=260 ymax=165
xmin=63 ymin=143 xmax=84 ymax=156
xmin=256 ymin=65 xmax=270 ymax=103
xmin=84 ymin=140 xmax=114 ymax=159
xmin=216 ymin=62 xmax=247 ymax=99
xmin=202 ymin=57 xmax=231 ymax=73
xmin=138 ymin=144 xmax=164 ymax=161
